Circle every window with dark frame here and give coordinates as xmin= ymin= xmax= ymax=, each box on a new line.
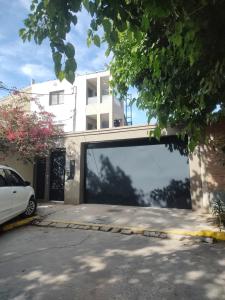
xmin=4 ymin=169 xmax=25 ymax=186
xmin=67 ymin=160 xmax=75 ymax=180
xmin=54 ymin=124 xmax=64 ymax=131
xmin=0 ymin=168 xmax=8 ymax=187
xmin=49 ymin=90 xmax=64 ymax=105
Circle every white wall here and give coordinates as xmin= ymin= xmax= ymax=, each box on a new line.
xmin=30 ymin=71 xmax=124 ymax=133
xmin=31 ymin=79 xmax=76 ymax=133
xmin=74 ymin=75 xmax=87 ymax=132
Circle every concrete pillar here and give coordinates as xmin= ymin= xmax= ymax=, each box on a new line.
xmin=200 ymin=145 xmax=210 ymax=210
xmin=44 ymin=155 xmax=50 ymax=202
xmin=64 ymin=140 xmax=82 ymax=205
xmin=97 ymin=76 xmax=101 ymax=129
xmin=110 ymin=102 xmax=113 ymax=128
xmin=189 ymin=146 xmax=208 ymax=212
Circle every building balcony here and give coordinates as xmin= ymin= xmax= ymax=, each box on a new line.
xmin=87 ymin=96 xmax=97 ymax=105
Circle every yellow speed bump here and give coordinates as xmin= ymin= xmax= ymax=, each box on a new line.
xmin=1 ymin=216 xmax=38 ymax=232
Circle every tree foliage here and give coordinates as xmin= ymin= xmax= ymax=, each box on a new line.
xmin=0 ymin=95 xmax=62 ymax=162
xmin=20 ymin=0 xmax=225 ymax=149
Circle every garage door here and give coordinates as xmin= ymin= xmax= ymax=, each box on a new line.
xmin=84 ymin=136 xmax=191 ymax=209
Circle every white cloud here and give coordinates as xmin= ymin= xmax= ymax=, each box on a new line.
xmin=91 ymin=45 xmax=111 ymax=67
xmin=0 ymin=39 xmax=52 ymax=61
xmin=75 ymin=10 xmax=91 ymax=36
xmin=21 ymin=63 xmax=53 ymax=79
xmin=66 ymin=8 xmax=111 ymax=75
xmin=67 ymin=33 xmax=111 ymax=74
xmin=0 ymin=38 xmax=54 ymax=84
xmin=18 ymin=0 xmax=31 ymax=10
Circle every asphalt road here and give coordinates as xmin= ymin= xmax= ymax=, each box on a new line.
xmin=0 ymin=226 xmax=225 ymax=300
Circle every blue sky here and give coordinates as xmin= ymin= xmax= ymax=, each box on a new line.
xmin=0 ymin=0 xmax=148 ymax=125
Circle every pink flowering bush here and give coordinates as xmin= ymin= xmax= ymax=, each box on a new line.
xmin=0 ymin=94 xmax=62 ymax=162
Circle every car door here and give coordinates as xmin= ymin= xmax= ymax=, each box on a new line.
xmin=0 ymin=168 xmax=13 ymax=224
xmin=5 ymin=169 xmax=28 ymax=214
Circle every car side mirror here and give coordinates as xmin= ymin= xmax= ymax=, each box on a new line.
xmin=24 ymin=181 xmax=31 ymax=186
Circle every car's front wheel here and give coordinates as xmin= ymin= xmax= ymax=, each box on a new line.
xmin=23 ymin=196 xmax=37 ymax=217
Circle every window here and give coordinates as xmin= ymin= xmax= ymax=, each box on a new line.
xmin=86 ymin=115 xmax=97 ymax=130
xmin=87 ymin=78 xmax=97 ymax=105
xmin=0 ymin=168 xmax=8 ymax=187
xmin=87 ymin=123 xmax=94 ymax=130
xmin=88 ymin=88 xmax=95 ymax=97
xmin=54 ymin=124 xmax=64 ymax=131
xmin=5 ymin=169 xmax=24 ymax=186
xmin=49 ymin=90 xmax=64 ymax=105
xmin=100 ymin=113 xmax=109 ymax=129
xmin=100 ymin=76 xmax=109 ymax=96
xmin=66 ymin=160 xmax=75 ymax=180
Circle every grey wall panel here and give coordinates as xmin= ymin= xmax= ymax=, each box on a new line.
xmin=84 ymin=136 xmax=191 ymax=208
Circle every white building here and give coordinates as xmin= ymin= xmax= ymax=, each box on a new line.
xmin=31 ymin=70 xmax=124 ymax=132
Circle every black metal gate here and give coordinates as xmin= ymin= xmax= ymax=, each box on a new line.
xmin=35 ymin=157 xmax=46 ymax=200
xmin=49 ymin=149 xmax=66 ymax=201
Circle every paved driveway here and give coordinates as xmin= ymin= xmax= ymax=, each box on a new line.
xmin=0 ymin=226 xmax=225 ymax=300
xmin=37 ymin=203 xmax=217 ymax=232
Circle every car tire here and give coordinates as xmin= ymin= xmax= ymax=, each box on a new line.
xmin=23 ymin=196 xmax=37 ymax=217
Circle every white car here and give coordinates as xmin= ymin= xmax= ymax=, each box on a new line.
xmin=0 ymin=165 xmax=36 ymax=225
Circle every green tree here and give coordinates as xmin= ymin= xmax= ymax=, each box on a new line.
xmin=20 ymin=0 xmax=225 ymax=149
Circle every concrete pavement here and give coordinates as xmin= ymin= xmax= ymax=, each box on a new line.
xmin=37 ymin=203 xmax=216 ymax=231
xmin=36 ymin=203 xmax=225 ymax=240
xmin=0 ymin=226 xmax=225 ymax=300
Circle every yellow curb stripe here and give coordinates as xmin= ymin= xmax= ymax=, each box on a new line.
xmin=2 ymin=216 xmax=38 ymax=232
xmin=164 ymin=229 xmax=225 ymax=241
xmin=42 ymin=219 xmax=225 ymax=241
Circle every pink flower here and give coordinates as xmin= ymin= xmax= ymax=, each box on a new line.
xmin=6 ymin=131 xmax=16 ymax=141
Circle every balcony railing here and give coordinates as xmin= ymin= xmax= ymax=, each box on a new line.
xmin=87 ymin=96 xmax=97 ymax=105
xmin=101 ymin=94 xmax=111 ymax=102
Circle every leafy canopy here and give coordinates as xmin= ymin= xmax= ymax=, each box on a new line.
xmin=20 ymin=0 xmax=225 ymax=149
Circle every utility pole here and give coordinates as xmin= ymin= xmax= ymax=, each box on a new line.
xmin=72 ymin=86 xmax=77 ymax=132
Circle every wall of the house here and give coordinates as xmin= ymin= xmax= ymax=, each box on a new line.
xmin=74 ymin=75 xmax=87 ymax=132
xmin=188 ymin=147 xmax=204 ymax=211
xmin=31 ymin=79 xmax=75 ymax=133
xmin=8 ymin=123 xmax=223 ymax=211
xmin=200 ymin=121 xmax=225 ymax=209
xmin=30 ymin=70 xmax=124 ymax=133
xmin=85 ymin=70 xmax=124 ymax=129
xmin=63 ymin=123 xmax=225 ymax=211
xmin=63 ymin=125 xmax=204 ymax=210
xmin=0 ymin=155 xmax=34 ymax=186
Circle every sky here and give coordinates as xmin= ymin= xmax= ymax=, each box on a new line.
xmin=0 ymin=0 xmax=148 ymax=125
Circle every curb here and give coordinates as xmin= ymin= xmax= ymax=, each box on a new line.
xmin=32 ymin=219 xmax=225 ymax=242
xmin=164 ymin=229 xmax=225 ymax=241
xmin=0 ymin=216 xmax=39 ymax=233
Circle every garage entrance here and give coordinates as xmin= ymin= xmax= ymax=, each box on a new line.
xmin=84 ymin=136 xmax=191 ymax=209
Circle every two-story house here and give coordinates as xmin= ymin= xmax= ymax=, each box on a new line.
xmin=1 ymin=71 xmax=223 ymax=212
xmin=31 ymin=70 xmax=124 ymax=132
